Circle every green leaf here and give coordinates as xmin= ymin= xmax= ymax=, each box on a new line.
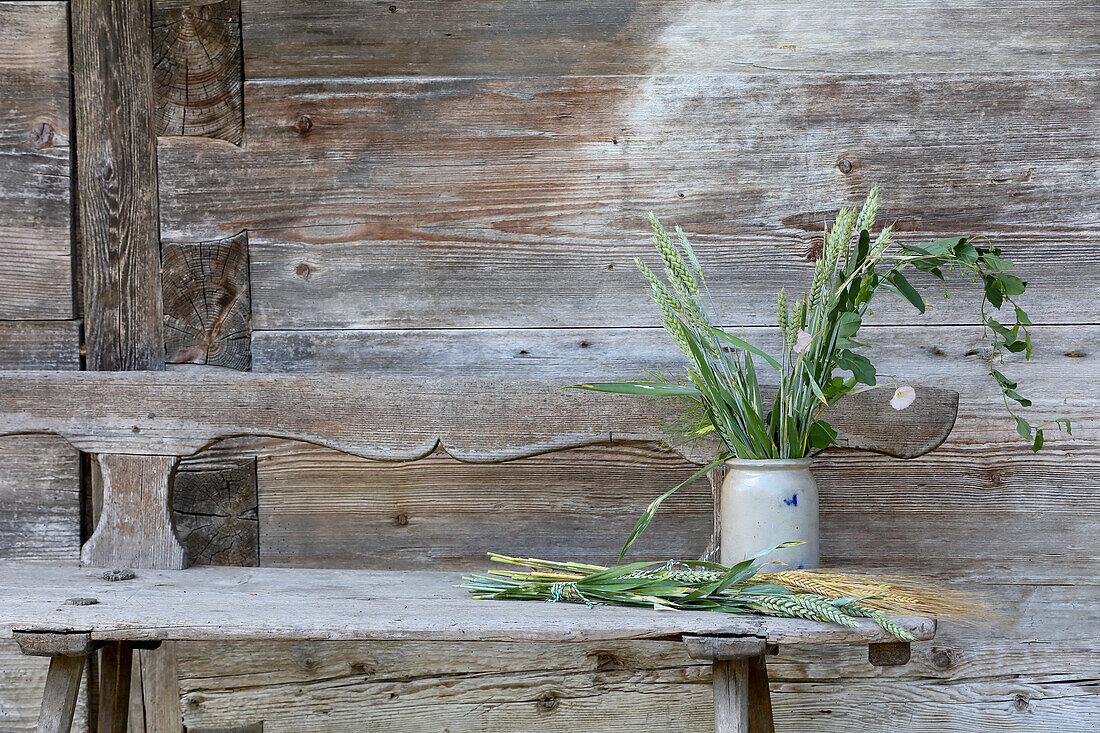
xmin=886 ymin=270 xmax=926 ymax=313
xmin=991 ymin=369 xmax=1017 ymax=390
xmin=618 ymin=457 xmax=724 ymax=561
xmin=709 ymin=328 xmax=782 ymax=371
xmin=836 ymin=312 xmax=862 ymax=338
xmin=1015 ymin=416 xmax=1032 ymax=440
xmin=954 ymin=240 xmax=980 ymax=265
xmin=1004 ymin=389 xmax=1032 ymax=407
xmin=836 ymin=349 xmax=876 ymax=386
xmin=568 ymin=381 xmax=701 ymax=397
xmin=995 ymin=273 xmax=1026 ymax=296
xmin=805 ymin=371 xmax=828 ymax=404
xmin=1032 ymin=428 xmax=1044 ymax=452
xmin=808 ymin=420 xmax=838 ymax=450
xmin=983 ymin=276 xmax=1004 ymax=309
xmin=1005 ymin=341 xmax=1027 ymax=353
xmin=1014 ymin=306 xmax=1032 ymax=326
xmin=980 ymin=252 xmax=1014 ymax=272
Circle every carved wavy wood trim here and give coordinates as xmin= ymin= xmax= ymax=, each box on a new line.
xmin=0 ymin=371 xmax=956 ymax=464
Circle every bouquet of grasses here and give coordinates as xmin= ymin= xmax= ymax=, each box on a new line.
xmin=571 ymin=189 xmax=1070 ymax=557
xmin=461 ymin=545 xmax=983 ymax=640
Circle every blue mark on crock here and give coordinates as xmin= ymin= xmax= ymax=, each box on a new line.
xmin=784 ymin=493 xmax=798 ymax=507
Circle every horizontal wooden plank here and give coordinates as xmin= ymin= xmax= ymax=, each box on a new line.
xmin=0 ymin=2 xmax=72 ymax=319
xmin=0 ymin=435 xmax=80 ymax=561
xmin=157 ymin=71 xmax=1099 ymax=327
xmin=172 ymin=619 xmax=1098 ymax=732
xmin=0 ymin=561 xmax=935 ymax=645
xmin=250 ymin=442 xmax=713 ymax=568
xmin=0 ymin=320 xmax=80 ymax=370
xmin=253 ymin=324 xmax=1095 ymax=446
xmin=0 ymin=370 xmax=957 ymax=461
xmin=240 ymin=0 xmax=1100 ymax=79
xmin=244 ymin=439 xmax=1097 ymax=580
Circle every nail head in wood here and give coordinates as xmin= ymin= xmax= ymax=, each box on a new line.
xmin=868 ymin=641 xmax=911 ymax=666
xmin=103 ymin=569 xmax=136 ymax=582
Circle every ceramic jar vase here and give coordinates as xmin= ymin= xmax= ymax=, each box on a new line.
xmin=719 ymin=458 xmax=819 ymax=569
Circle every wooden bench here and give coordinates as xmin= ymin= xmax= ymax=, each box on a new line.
xmin=0 ymin=370 xmax=957 ymax=733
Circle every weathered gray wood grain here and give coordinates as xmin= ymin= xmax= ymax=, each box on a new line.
xmin=82 ymin=454 xmax=188 ymax=570
xmin=0 ymin=2 xmax=72 ymax=320
xmin=162 ymin=232 xmax=252 ymax=370
xmin=252 ymin=442 xmax=713 ymax=568
xmin=152 ymin=0 xmax=243 ymax=145
xmin=250 ymin=324 xmax=1093 ymax=445
xmin=240 ymin=0 xmax=1100 ymax=79
xmin=35 ymin=654 xmax=84 ymax=733
xmin=244 ymin=437 xmax=1096 ymax=578
xmin=174 ymin=457 xmax=258 ymax=566
xmin=0 ymin=436 xmax=80 ymax=561
xmin=168 ymin=628 xmax=1098 ymax=732
xmin=0 ymin=561 xmax=934 ymax=645
xmin=0 ymin=321 xmax=81 ymax=371
xmin=97 ymin=642 xmax=132 ymax=733
xmin=156 ymin=72 xmax=1099 ymax=328
xmin=134 ymin=643 xmax=184 ymax=733
xmin=0 ymin=370 xmax=958 ymax=462
xmin=73 ymin=0 xmax=165 ymax=370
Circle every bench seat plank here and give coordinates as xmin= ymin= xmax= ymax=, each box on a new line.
xmin=0 ymin=561 xmax=934 ymax=645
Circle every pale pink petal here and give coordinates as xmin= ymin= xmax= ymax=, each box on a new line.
xmin=890 ymin=385 xmax=916 ymax=410
xmin=793 ymin=329 xmax=813 ymax=354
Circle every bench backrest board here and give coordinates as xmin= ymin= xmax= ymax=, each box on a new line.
xmin=0 ymin=370 xmax=957 ymax=569
xmin=0 ymin=371 xmax=957 ymax=461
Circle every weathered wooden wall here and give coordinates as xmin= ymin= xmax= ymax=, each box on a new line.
xmin=0 ymin=0 xmax=1097 ymax=731
xmin=0 ymin=2 xmax=85 ymax=729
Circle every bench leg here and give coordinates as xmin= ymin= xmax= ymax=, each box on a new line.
xmin=37 ymin=655 xmax=86 ymax=733
xmin=98 ymin=642 xmax=134 ymax=733
xmin=713 ymin=652 xmax=774 ymax=733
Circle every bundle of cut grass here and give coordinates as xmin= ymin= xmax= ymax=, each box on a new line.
xmin=461 ymin=546 xmax=983 ymax=641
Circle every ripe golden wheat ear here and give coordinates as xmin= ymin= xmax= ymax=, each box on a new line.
xmin=763 ymin=569 xmax=992 ymax=619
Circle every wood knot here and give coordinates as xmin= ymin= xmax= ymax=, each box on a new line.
xmin=95 ymin=156 xmax=114 ymax=182
xmin=28 ymin=121 xmax=54 ymax=149
xmin=579 ymin=340 xmax=589 ymax=348
xmin=591 ymin=651 xmax=627 ymax=673
xmin=536 ymin=693 xmax=560 ymax=712
xmin=837 ymin=158 xmax=853 ymax=174
xmin=295 ymin=262 xmax=314 ymax=279
xmin=393 ymin=513 xmax=409 ymax=526
xmin=103 ymin=569 xmax=136 ymax=582
xmin=1012 ymin=694 xmax=1031 ymax=713
xmin=803 ymin=238 xmax=825 ymax=262
xmin=1065 ymin=351 xmax=1085 ymax=358
xmin=388 ymin=4 xmax=398 ymax=12
xmin=295 ymin=114 xmax=314 ymax=136
xmin=931 ymin=648 xmax=954 ymax=669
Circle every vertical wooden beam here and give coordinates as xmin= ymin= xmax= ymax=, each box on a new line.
xmin=73 ymin=0 xmax=181 ymax=727
xmin=713 ymin=657 xmax=752 ymax=733
xmin=97 ymin=642 xmax=133 ymax=733
xmin=136 ymin=643 xmax=184 ymax=732
xmin=72 ymin=0 xmax=165 ymax=370
xmin=82 ymin=453 xmax=187 ymax=570
xmin=36 ymin=655 xmax=86 ymax=733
